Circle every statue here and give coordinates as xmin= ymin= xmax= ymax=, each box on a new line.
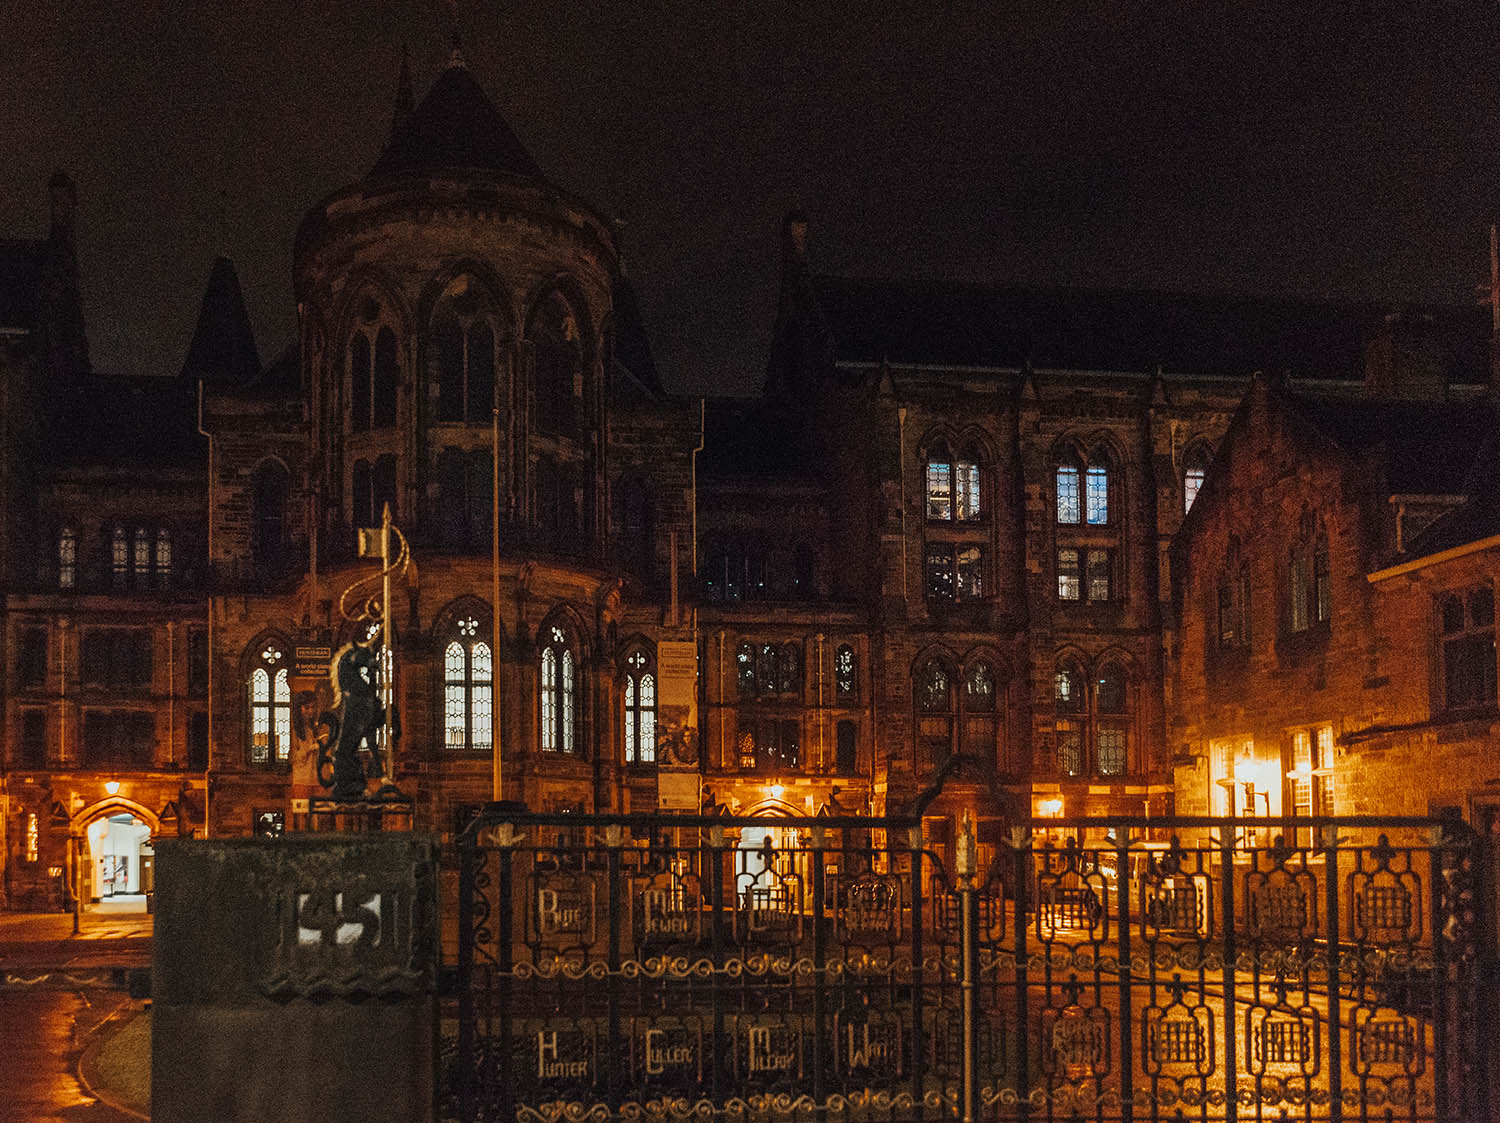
xmin=315 ymin=642 xmax=385 ymax=801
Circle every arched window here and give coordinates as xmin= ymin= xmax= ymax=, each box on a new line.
xmin=442 ymin=614 xmax=493 ymax=752
xmin=373 ymin=326 xmax=397 ymax=428
xmin=155 ymin=528 xmax=172 ymax=588
xmin=1288 ymin=521 xmax=1331 ymax=633
xmin=1055 ymin=447 xmax=1113 ymax=525
xmin=961 ymin=657 xmax=1001 ymax=765
xmin=348 ymin=297 xmax=398 ymax=432
xmin=915 ymin=658 xmax=955 ymax=769
xmin=540 ymin=624 xmax=579 ymax=754
xmin=1095 ymin=663 xmax=1129 ymax=776
xmin=623 ymin=648 xmax=657 ymax=764
xmin=1054 ymin=661 xmax=1086 ymax=776
xmin=738 ymin=642 xmax=802 ymax=700
xmin=252 ymin=462 xmax=290 ymax=573
xmin=1053 ymin=657 xmax=1131 ymax=777
xmin=835 ymin=644 xmax=857 ymax=700
xmin=1183 ymin=445 xmax=1210 ymax=515
xmin=57 ymin=527 xmax=76 ymax=589
xmin=248 ymin=642 xmax=291 ymax=767
xmin=433 ymin=302 xmax=496 ymax=425
xmin=964 ymin=660 xmax=995 ymax=712
xmin=924 ymin=441 xmax=982 ymax=521
xmin=530 ymin=292 xmax=583 ymax=437
xmin=616 ymin=477 xmax=652 ymax=580
xmin=111 ymin=526 xmax=128 ymax=587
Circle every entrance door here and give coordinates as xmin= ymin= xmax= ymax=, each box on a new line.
xmin=85 ymin=813 xmax=152 ymax=908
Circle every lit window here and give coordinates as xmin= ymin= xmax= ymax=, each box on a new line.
xmin=58 ymin=528 xmax=76 ymax=589
xmin=443 ymin=614 xmax=493 ymax=752
xmin=1086 ymin=549 xmax=1112 ymax=602
xmin=1056 ymin=462 xmax=1081 ymax=525
xmin=540 ymin=625 xmax=579 ymax=754
xmin=1053 ymin=658 xmax=1130 ymax=777
xmin=926 ymin=453 xmax=952 ymax=521
xmin=955 ymin=458 xmax=981 ymax=521
xmin=248 ymin=643 xmax=291 ymax=767
xmin=1057 ymin=549 xmax=1080 ymax=601
xmin=623 ymin=648 xmax=656 ymax=764
xmin=155 ymin=528 xmax=172 ymax=588
xmin=834 ymin=644 xmax=857 ymax=699
xmin=927 ymin=544 xmax=985 ymax=604
xmin=112 ymin=527 xmax=128 ymax=587
xmin=1085 ymin=464 xmax=1109 ymax=525
xmin=25 ymin=812 xmax=37 ymax=863
xmin=134 ymin=528 xmax=150 ymax=581
xmin=914 ymin=659 xmax=955 ymax=770
xmin=1184 ymin=467 xmax=1205 ymax=513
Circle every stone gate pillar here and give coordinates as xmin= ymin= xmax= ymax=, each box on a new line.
xmin=151 ymin=833 xmax=438 ymax=1123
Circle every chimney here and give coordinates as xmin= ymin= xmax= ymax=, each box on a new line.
xmin=1363 ymin=310 xmax=1447 ymax=400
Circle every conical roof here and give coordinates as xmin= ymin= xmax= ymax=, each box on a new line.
xmin=181 ymin=256 xmax=260 ymax=383
xmin=370 ymin=60 xmax=542 ymax=180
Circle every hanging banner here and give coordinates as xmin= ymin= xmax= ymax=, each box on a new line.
xmin=655 ymin=640 xmax=700 ymax=808
xmin=289 ymin=644 xmax=335 ymax=808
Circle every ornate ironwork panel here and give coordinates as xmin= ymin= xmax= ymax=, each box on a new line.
xmin=452 ymin=812 xmax=1491 ymax=1122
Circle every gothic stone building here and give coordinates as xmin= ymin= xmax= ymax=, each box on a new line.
xmin=1169 ymin=351 xmax=1499 ymax=837
xmin=1 ymin=51 xmax=1488 ymax=912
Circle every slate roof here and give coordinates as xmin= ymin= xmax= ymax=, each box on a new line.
xmin=181 ymin=257 xmax=261 ymax=383
xmin=1293 ymin=393 xmax=1496 ymax=498
xmin=0 ymin=239 xmax=45 ymax=332
xmin=50 ymin=375 xmax=205 ymax=469
xmin=370 ymin=62 xmax=542 ymax=180
xmin=611 ymin=275 xmax=662 ymax=397
xmin=700 ymin=399 xmax=817 ymax=481
xmin=812 ymin=276 xmax=1489 ymax=382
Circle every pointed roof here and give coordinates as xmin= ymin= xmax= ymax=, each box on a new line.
xmin=181 ymin=257 xmax=260 ymax=383
xmin=370 ymin=57 xmax=542 ymax=180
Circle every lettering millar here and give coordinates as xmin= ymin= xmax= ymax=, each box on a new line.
xmin=747 ymin=1026 xmax=796 ymax=1072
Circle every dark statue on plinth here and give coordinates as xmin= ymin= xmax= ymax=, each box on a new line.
xmin=316 ymin=641 xmax=386 ymax=801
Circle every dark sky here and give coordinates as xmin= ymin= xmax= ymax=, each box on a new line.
xmin=4 ymin=2 xmax=1500 ymax=395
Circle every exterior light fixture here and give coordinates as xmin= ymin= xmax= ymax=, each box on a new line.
xmin=104 ymin=781 xmax=120 ymax=796
xmin=769 ymin=784 xmax=785 ymax=799
xmin=1038 ymin=797 xmax=1063 ymax=817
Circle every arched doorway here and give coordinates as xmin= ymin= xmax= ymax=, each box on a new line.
xmin=71 ymin=799 xmax=160 ymax=914
xmin=735 ymin=799 xmax=804 ymax=906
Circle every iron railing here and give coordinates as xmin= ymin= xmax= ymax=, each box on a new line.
xmin=453 ymin=809 xmax=1491 ymax=1122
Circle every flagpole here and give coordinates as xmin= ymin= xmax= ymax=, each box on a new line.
xmin=492 ymin=404 xmax=503 ymax=801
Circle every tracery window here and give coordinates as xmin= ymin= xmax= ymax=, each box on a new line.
xmin=1055 ymin=448 xmax=1113 ymax=525
xmin=1053 ymin=657 xmax=1131 ymax=777
xmin=540 ymin=624 xmax=579 ymax=754
xmin=834 ymin=644 xmax=857 ymax=700
xmin=349 ymin=299 xmax=397 ymax=433
xmin=1182 ymin=444 xmax=1210 ymax=515
xmin=623 ymin=648 xmax=657 ymax=764
xmin=915 ymin=659 xmax=955 ymax=769
xmin=530 ymin=292 xmax=583 ymax=437
xmin=1217 ymin=558 xmax=1252 ymax=651
xmin=107 ymin=524 xmax=173 ymax=589
xmin=155 ymin=528 xmax=172 ymax=588
xmin=442 ymin=615 xmax=493 ymax=752
xmin=961 ymin=658 xmax=1001 ymax=762
xmin=925 ymin=442 xmax=982 ymax=521
xmin=1440 ymin=586 xmax=1497 ymax=711
xmin=736 ymin=642 xmax=803 ymax=700
xmin=57 ymin=527 xmax=76 ymax=589
xmin=248 ymin=642 xmax=291 ymax=767
xmin=432 ymin=281 xmax=496 ymax=424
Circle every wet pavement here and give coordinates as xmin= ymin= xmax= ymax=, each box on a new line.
xmin=0 ymin=987 xmax=138 ymax=1121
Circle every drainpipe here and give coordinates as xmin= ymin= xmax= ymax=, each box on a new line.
xmin=898 ymin=407 xmax=908 ymax=607
xmin=166 ymin=622 xmax=176 ymax=766
xmin=197 ymin=380 xmax=213 ymax=838
xmin=815 ymin=634 xmax=825 ymax=770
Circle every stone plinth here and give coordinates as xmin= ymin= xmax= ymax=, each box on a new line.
xmin=151 ymin=833 xmax=438 ymax=1123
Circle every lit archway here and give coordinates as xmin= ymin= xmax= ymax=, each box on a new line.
xmin=70 ymin=798 xmax=161 ymax=911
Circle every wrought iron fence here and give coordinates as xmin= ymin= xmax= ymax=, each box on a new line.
xmin=453 ymin=809 xmax=1490 ymax=1122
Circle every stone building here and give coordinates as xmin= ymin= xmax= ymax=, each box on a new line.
xmin=1168 ymin=330 xmax=1498 ymax=835
xmin=2 ymin=47 xmax=1489 ymax=911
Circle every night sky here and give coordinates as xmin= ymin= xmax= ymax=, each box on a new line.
xmin=4 ymin=2 xmax=1499 ymax=396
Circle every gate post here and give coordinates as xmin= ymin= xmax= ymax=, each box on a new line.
xmin=457 ymin=829 xmax=475 ymax=1122
xmin=956 ymin=813 xmax=980 ymax=1123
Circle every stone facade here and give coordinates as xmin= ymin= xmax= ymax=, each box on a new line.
xmin=1169 ymin=371 xmax=1499 ymax=835
xmin=2 ymin=50 xmax=1491 ymax=914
